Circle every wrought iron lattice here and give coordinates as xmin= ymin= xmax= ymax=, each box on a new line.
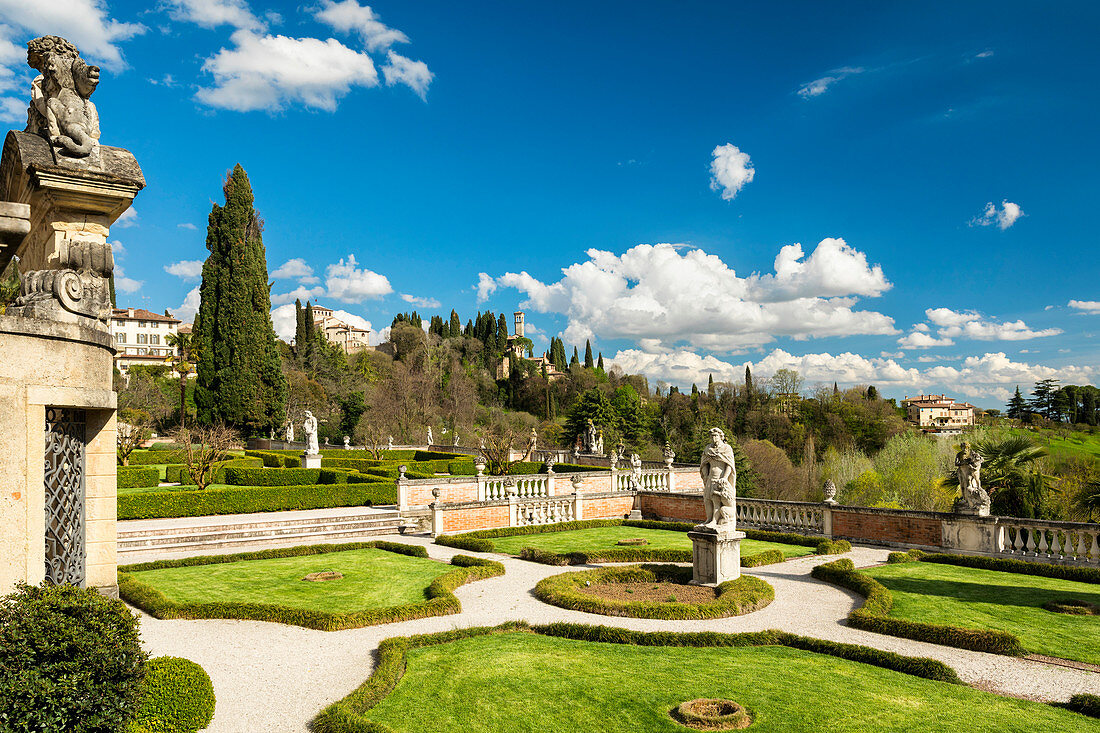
xmin=44 ymin=407 xmax=86 ymax=587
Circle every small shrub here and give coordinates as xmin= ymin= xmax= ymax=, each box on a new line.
xmin=741 ymin=549 xmax=785 ymax=567
xmin=132 ymin=656 xmax=215 ymax=733
xmin=887 ymin=552 xmax=913 ymax=564
xmin=1059 ymin=693 xmax=1100 ymax=718
xmin=815 ymin=539 xmax=852 ymax=555
xmin=124 ymin=450 xmax=183 ymax=466
xmin=118 ymin=466 xmax=160 ymax=489
xmin=118 ymin=483 xmax=397 ymax=520
xmin=0 ymin=583 xmax=148 ymax=732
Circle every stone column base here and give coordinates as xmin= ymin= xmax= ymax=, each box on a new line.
xmin=301 ymin=453 xmax=322 ymax=469
xmin=688 ymin=527 xmax=745 ymax=586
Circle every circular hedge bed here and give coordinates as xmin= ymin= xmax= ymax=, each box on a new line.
xmin=132 ymin=656 xmax=216 ymax=733
xmin=671 ymin=698 xmax=753 ymax=730
xmin=533 ymin=564 xmax=773 ymax=619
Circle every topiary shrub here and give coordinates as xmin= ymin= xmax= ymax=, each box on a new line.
xmin=815 ymin=539 xmax=851 ymax=555
xmin=0 ymin=583 xmax=148 ymax=732
xmin=1060 ymin=693 xmax=1100 ymax=718
xmin=741 ymin=548 xmax=784 ymax=568
xmin=118 ymin=466 xmax=160 ymax=489
xmin=887 ymin=551 xmax=913 ymax=564
xmin=131 ymin=656 xmax=215 ymax=733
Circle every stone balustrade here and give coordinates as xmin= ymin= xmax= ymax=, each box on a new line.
xmin=514 ymin=496 xmax=577 ymax=526
xmin=483 ymin=476 xmax=549 ymax=501
xmin=736 ymin=498 xmax=826 ymax=534
xmin=994 ymin=518 xmax=1100 ymax=565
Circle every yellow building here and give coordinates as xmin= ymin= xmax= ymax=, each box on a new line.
xmin=901 ymin=394 xmax=976 ymax=434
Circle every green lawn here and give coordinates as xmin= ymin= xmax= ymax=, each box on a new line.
xmin=1007 ymin=427 xmax=1100 ymax=462
xmin=361 ymin=633 xmax=1085 ymax=733
xmin=128 ymin=548 xmax=449 ymax=613
xmin=489 ymin=526 xmax=814 ymax=559
xmin=862 ymin=562 xmax=1100 ymax=664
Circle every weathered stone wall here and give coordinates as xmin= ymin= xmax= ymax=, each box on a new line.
xmin=830 ymin=507 xmax=943 ymax=548
xmin=0 ymin=317 xmax=117 ymax=595
xmin=581 ymin=494 xmax=635 ymax=520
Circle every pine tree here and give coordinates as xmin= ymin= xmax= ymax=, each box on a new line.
xmin=1006 ymin=385 xmax=1028 ymax=420
xmin=597 ymin=352 xmax=604 ymax=371
xmin=193 ymin=165 xmax=287 ymax=434
xmin=584 ymin=340 xmax=594 ymax=369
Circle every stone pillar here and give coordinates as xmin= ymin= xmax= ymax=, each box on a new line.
xmin=429 ymin=488 xmax=442 ymax=537
xmin=396 ymin=471 xmax=408 ymax=512
xmin=941 ymin=515 xmax=997 ymax=554
xmin=301 ymin=452 xmax=322 ymax=469
xmin=574 ymin=492 xmax=585 ymax=521
xmin=822 ymin=504 xmax=833 ymax=537
xmin=688 ymin=527 xmax=745 ymax=586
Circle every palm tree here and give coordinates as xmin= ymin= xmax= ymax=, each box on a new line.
xmin=164 ymin=331 xmax=198 ymax=426
xmin=1075 ymin=479 xmax=1100 ymax=522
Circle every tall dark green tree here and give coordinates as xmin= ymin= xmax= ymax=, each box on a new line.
xmin=448 ymin=309 xmax=461 ymax=338
xmin=745 ymin=366 xmax=754 ymax=409
xmin=597 ymin=352 xmax=605 ymax=371
xmin=584 ymin=339 xmax=594 ymax=368
xmin=570 ymin=346 xmax=580 ymax=367
xmin=1006 ymin=385 xmax=1028 ymax=420
xmin=1030 ymin=378 xmax=1059 ymax=419
xmin=193 ymin=165 xmax=287 ymax=435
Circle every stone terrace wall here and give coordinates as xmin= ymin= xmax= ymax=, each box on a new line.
xmin=639 ymin=491 xmax=705 ymax=523
xmin=436 ymin=503 xmax=509 ymax=534
xmin=831 ymin=507 xmax=944 ymax=548
xmin=581 ymin=494 xmax=636 ymax=519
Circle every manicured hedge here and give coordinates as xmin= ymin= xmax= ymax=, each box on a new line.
xmin=811 ymin=558 xmax=1024 ymax=656
xmin=815 ymin=539 xmax=852 ymax=555
xmin=118 ymin=483 xmax=397 ymax=520
xmin=118 ymin=466 xmax=160 ymax=489
xmin=125 ymin=449 xmax=183 ymax=465
xmin=323 ymin=457 xmax=384 ymax=471
xmin=165 ymin=457 xmax=263 ymax=484
xmin=741 ymin=548 xmax=785 ymax=567
xmin=245 ymin=449 xmax=292 ymax=467
xmin=222 ymin=467 xmax=350 ymax=486
xmin=519 ymin=546 xmax=694 ymax=565
xmin=311 ymin=621 xmax=960 ymax=732
xmin=132 ymin=656 xmax=215 ymax=733
xmin=920 ymin=553 xmax=1100 ymax=584
xmin=534 ymin=564 xmax=774 ymax=619
xmin=119 ymin=543 xmax=504 ymax=631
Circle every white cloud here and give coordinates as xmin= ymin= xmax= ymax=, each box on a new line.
xmin=271 ymin=257 xmax=314 ymax=280
xmin=270 ymin=302 xmax=296 ymax=341
xmin=1069 ymin=300 xmax=1100 ymax=315
xmin=164 ymin=0 xmax=263 ymax=32
xmin=115 ymin=206 xmax=138 ymax=228
xmin=708 ymin=143 xmax=755 ymax=201
xmin=612 ymin=346 xmax=1094 ymax=404
xmin=897 ymin=330 xmax=954 ymax=349
xmin=475 ymin=272 xmax=497 ymax=303
xmin=970 ymin=200 xmax=1024 ymax=230
xmin=177 ymin=222 xmax=198 ymax=230
xmin=314 ymin=0 xmax=407 ymax=51
xmin=330 ymin=309 xmax=372 ymax=333
xmin=747 ymin=238 xmax=890 ymax=300
xmin=110 ymin=239 xmax=125 ymax=258
xmin=164 ymin=259 xmax=204 ymax=280
xmin=797 ymin=66 xmax=864 ymax=99
xmin=0 ymin=96 xmax=24 ymax=123
xmin=381 ymin=50 xmax=431 ymax=98
xmin=400 ymin=293 xmax=441 ymax=308
xmin=484 ymin=240 xmax=896 ymax=352
xmin=196 ymin=30 xmax=379 ymax=112
xmin=270 ymin=284 xmax=325 ymax=306
xmin=323 ymin=254 xmax=392 ymax=302
xmin=113 ymin=266 xmax=142 ymax=293
xmin=0 ymin=0 xmax=146 ymax=69
xmin=924 ymin=307 xmax=1061 ymax=340
xmin=170 ymin=285 xmax=201 ymax=323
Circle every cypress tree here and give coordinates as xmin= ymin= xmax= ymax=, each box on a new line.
xmin=584 ymin=340 xmax=594 ymax=368
xmin=448 ymin=309 xmax=461 ymax=338
xmin=570 ymin=346 xmax=579 ymax=367
xmin=707 ymin=373 xmax=715 ymax=398
xmin=497 ymin=313 xmax=509 ymax=348
xmin=745 ymin=366 xmax=753 ymax=408
xmin=464 ymin=319 xmax=473 ymax=337
xmin=597 ymin=352 xmax=604 ymax=371
xmin=193 ymin=165 xmax=287 ymax=434
xmin=293 ymin=298 xmax=305 ymax=352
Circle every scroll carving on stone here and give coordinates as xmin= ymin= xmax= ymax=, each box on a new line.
xmin=26 ymin=35 xmax=101 ymax=165
xmin=13 ymin=236 xmax=114 ymax=322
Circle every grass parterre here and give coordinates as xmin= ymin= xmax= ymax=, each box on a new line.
xmin=311 ymin=622 xmax=1091 ymax=733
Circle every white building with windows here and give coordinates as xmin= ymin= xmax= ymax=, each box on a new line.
xmin=309 ymin=303 xmax=371 ymax=353
xmin=109 ymin=308 xmax=184 ymax=377
xmin=901 ymin=394 xmax=976 ymax=434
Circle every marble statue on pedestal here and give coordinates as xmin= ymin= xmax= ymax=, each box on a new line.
xmin=27 ymin=35 xmax=101 ymax=165
xmin=302 ymin=411 xmax=319 ymax=455
xmin=388 ymin=436 xmax=394 ymax=450
xmin=628 ymin=453 xmax=642 ymax=490
xmin=954 ymin=442 xmax=990 ymax=515
xmin=285 ymin=421 xmax=294 ymax=443
xmin=427 ymin=426 xmax=433 ymax=445
xmin=699 ymin=427 xmax=737 ymax=530
xmin=343 ymin=435 xmax=350 ymax=449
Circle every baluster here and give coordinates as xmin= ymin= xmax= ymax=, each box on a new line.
xmin=1037 ymin=529 xmax=1049 ymax=556
xmin=1025 ymin=527 xmax=1037 ymax=555
xmin=1049 ymin=530 xmax=1062 ymax=559
xmin=1011 ymin=526 xmax=1024 ymax=554
xmin=1089 ymin=531 xmax=1100 ymax=564
xmin=994 ymin=524 xmax=1006 ymax=554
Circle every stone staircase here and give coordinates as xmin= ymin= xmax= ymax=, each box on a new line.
xmin=118 ymin=506 xmax=403 ymax=559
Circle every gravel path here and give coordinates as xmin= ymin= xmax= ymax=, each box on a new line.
xmin=134 ymin=536 xmax=1100 ymax=732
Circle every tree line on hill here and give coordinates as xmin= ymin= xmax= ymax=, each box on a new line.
xmin=1005 ymin=379 xmax=1100 ymax=425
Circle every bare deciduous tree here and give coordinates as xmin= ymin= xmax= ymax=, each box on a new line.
xmin=116 ymin=408 xmax=152 ymax=466
xmin=169 ymin=423 xmax=239 ymax=490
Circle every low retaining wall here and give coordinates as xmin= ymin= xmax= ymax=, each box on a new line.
xmin=430 ymin=492 xmax=636 ymax=536
xmin=831 ymin=507 xmax=944 ymax=548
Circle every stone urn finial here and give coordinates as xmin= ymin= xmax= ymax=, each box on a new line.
xmin=663 ymin=441 xmax=675 ymax=468
xmin=570 ymin=474 xmax=583 ymax=490
xmin=545 ymin=456 xmax=556 ymax=474
xmin=475 ymin=458 xmax=486 ymax=477
xmin=823 ymin=479 xmax=838 ymax=505
xmin=609 ymin=451 xmax=619 ymax=470
xmin=398 ymin=464 xmax=407 ymax=480
xmin=431 ymin=487 xmax=441 ymax=499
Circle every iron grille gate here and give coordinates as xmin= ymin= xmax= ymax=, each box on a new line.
xmin=44 ymin=407 xmax=86 ymax=587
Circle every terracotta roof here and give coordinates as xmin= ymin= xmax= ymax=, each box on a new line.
xmin=111 ymin=308 xmax=180 ymax=324
xmin=177 ymin=324 xmax=193 ymax=334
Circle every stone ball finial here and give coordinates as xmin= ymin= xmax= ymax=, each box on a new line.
xmin=431 ymin=487 xmax=441 ymax=499
xmin=398 ymin=464 xmax=407 ymax=478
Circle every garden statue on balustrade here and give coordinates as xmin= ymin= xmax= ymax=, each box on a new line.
xmin=301 ymin=411 xmax=321 ymax=468
xmin=343 ymin=435 xmax=350 ymax=449
xmin=628 ymin=452 xmax=643 ymax=490
xmin=285 ymin=421 xmax=293 ymax=443
xmin=954 ymin=442 xmax=990 ymax=516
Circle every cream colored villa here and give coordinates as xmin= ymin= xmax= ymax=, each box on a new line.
xmin=310 ymin=303 xmax=371 ymax=353
xmin=901 ymin=393 xmax=976 ymax=434
xmin=109 ymin=307 xmax=183 ymax=376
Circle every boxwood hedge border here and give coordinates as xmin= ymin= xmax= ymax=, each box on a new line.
xmin=532 ymin=564 xmax=774 ymax=620
xmin=118 ymin=542 xmax=504 ymax=631
xmin=118 ymin=482 xmax=396 ymax=520
xmin=811 ymin=558 xmax=1024 ymax=656
xmin=310 ymin=621 xmax=961 ymax=733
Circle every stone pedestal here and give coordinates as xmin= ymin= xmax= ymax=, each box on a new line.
xmin=688 ymin=527 xmax=745 ymax=586
xmin=301 ymin=453 xmax=322 ymax=469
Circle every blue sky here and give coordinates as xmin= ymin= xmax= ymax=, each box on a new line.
xmin=3 ymin=1 xmax=1097 ymax=406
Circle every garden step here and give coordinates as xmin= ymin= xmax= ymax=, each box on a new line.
xmin=117 ymin=507 xmax=403 ymax=556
